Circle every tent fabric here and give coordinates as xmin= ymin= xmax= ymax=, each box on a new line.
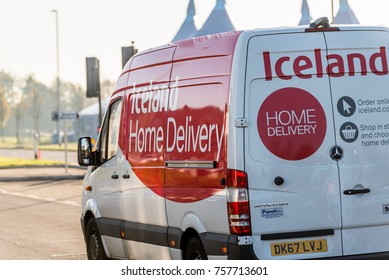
xmin=79 ymin=97 xmax=109 ymax=116
xmin=333 ymin=0 xmax=359 ymax=24
xmin=172 ymin=0 xmax=199 ymax=42
xmin=194 ymin=0 xmax=236 ymax=37
xmin=298 ymin=0 xmax=312 ymax=26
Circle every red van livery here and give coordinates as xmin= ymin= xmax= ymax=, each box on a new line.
xmin=79 ymin=22 xmax=389 ymax=260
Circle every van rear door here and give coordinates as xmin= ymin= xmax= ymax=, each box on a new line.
xmin=245 ymin=32 xmax=342 ymax=259
xmin=325 ymin=29 xmax=389 ymax=256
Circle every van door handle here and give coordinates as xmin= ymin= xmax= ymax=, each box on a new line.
xmin=122 ymin=173 xmax=130 ymax=179
xmin=343 ymin=188 xmax=371 ymax=195
xmin=111 ymin=173 xmax=119 ymax=180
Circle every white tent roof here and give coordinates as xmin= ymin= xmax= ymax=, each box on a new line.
xmin=79 ymin=97 xmax=109 ymax=116
xmin=333 ymin=0 xmax=359 ymax=24
xmin=298 ymin=0 xmax=312 ymax=26
xmin=172 ymin=0 xmax=199 ymax=42
xmin=195 ymin=0 xmax=236 ymax=37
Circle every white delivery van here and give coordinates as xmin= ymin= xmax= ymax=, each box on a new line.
xmin=78 ymin=18 xmax=389 ymax=259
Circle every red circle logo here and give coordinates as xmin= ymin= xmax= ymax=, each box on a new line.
xmin=257 ymin=87 xmax=326 ymax=160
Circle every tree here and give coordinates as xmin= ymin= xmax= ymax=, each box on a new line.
xmin=0 ymin=71 xmax=15 ymax=96
xmin=0 ymin=86 xmax=10 ymax=141
xmin=0 ymin=70 xmax=115 ymax=143
xmin=62 ymin=81 xmax=89 ymax=113
xmin=23 ymin=76 xmax=51 ymax=144
xmin=28 ymin=90 xmax=43 ymax=143
xmin=101 ymin=79 xmax=115 ymax=99
xmin=13 ymin=95 xmax=27 ymax=144
xmin=0 ymin=73 xmax=27 ymax=144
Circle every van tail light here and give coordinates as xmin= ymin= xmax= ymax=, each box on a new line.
xmin=227 ymin=169 xmax=251 ymax=236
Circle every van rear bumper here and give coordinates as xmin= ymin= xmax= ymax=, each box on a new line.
xmin=228 ymin=236 xmax=258 ymax=260
xmin=227 ymin=236 xmax=389 ymax=259
xmin=227 ymin=245 xmax=389 ymax=259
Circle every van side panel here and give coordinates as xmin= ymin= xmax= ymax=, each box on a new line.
xmin=120 ymin=47 xmax=175 ymax=259
xmin=165 ymin=33 xmax=241 ymax=258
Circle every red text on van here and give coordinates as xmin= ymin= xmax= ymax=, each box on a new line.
xmin=263 ymin=47 xmax=388 ymax=81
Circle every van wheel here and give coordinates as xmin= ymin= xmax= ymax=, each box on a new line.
xmin=184 ymin=236 xmax=208 ymax=260
xmin=85 ymin=218 xmax=107 ymax=260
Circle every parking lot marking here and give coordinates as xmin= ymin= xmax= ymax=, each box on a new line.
xmin=0 ymin=189 xmax=81 ymax=207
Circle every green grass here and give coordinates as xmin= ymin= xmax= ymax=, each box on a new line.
xmin=0 ymin=157 xmax=63 ymax=167
xmin=0 ymin=136 xmax=77 ymax=151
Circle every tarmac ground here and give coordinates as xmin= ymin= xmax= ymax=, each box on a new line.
xmin=0 ymin=166 xmax=86 ymax=182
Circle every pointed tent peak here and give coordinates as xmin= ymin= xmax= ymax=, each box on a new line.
xmin=333 ymin=0 xmax=359 ymax=24
xmin=195 ymin=0 xmax=236 ymax=37
xmin=298 ymin=0 xmax=312 ymax=26
xmin=187 ymin=0 xmax=195 ymax=16
xmin=216 ymin=0 xmax=226 ymax=7
xmin=172 ymin=0 xmax=199 ymax=42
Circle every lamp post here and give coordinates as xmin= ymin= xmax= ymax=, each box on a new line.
xmin=52 ymin=9 xmax=61 ymax=145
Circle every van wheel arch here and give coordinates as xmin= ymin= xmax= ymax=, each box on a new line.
xmin=85 ymin=217 xmax=108 ymax=260
xmin=83 ymin=211 xmax=95 ymax=231
xmin=181 ymin=228 xmax=208 ymax=260
xmin=83 ymin=210 xmax=95 ymax=243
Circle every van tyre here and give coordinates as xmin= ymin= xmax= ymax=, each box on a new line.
xmin=85 ymin=218 xmax=107 ymax=260
xmin=184 ymin=237 xmax=208 ymax=260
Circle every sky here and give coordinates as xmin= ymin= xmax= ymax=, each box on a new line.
xmin=2 ymin=0 xmax=389 ymax=88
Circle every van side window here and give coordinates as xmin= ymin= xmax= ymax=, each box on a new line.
xmin=99 ymin=99 xmax=122 ymax=163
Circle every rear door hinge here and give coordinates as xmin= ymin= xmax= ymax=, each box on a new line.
xmin=235 ymin=118 xmax=249 ymax=128
xmin=238 ymin=236 xmax=253 ymax=245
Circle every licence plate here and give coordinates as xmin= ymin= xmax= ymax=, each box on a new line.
xmin=270 ymin=239 xmax=328 ymax=256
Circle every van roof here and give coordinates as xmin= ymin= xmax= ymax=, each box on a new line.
xmin=142 ymin=24 xmax=389 ymax=54
xmin=242 ymin=24 xmax=389 ymax=36
xmin=124 ymin=24 xmax=389 ymax=73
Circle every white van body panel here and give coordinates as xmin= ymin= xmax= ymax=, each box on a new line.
xmin=166 ymin=191 xmax=229 ymax=234
xmin=123 ymin=241 xmax=171 ymax=260
xmin=101 ymin=236 xmax=126 ymax=259
xmin=120 ymin=159 xmax=168 ymax=227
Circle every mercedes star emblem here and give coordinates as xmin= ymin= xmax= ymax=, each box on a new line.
xmin=330 ymin=145 xmax=344 ymax=161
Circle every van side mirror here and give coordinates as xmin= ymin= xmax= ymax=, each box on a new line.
xmin=78 ymin=137 xmax=97 ymax=166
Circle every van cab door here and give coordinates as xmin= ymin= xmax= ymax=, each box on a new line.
xmin=244 ymin=32 xmax=342 ymax=259
xmin=324 ymin=29 xmax=389 ymax=256
xmin=89 ymin=98 xmax=126 ymax=258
